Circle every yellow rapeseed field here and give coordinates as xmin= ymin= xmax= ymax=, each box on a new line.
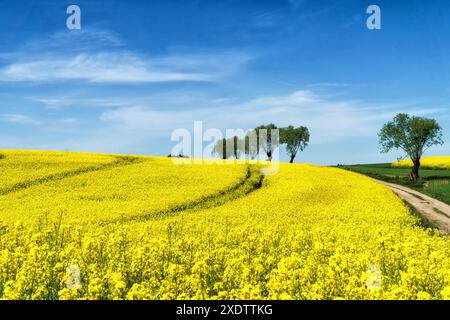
xmin=393 ymin=156 xmax=450 ymax=169
xmin=0 ymin=150 xmax=118 ymax=193
xmin=0 ymin=154 xmax=248 ymax=225
xmin=1 ymin=150 xmax=450 ymax=300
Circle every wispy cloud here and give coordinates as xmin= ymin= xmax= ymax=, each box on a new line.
xmin=31 ymin=89 xmax=444 ymax=146
xmin=250 ymin=12 xmax=285 ymax=28
xmin=0 ymin=114 xmax=40 ymax=125
xmin=0 ymin=52 xmax=251 ymax=83
xmin=0 ymin=27 xmax=251 ymax=84
xmin=30 ymin=96 xmax=125 ymax=109
xmin=306 ymin=82 xmax=351 ymax=88
xmin=22 ymin=87 xmax=446 ymax=160
xmin=0 ymin=113 xmax=82 ymax=130
xmin=24 ymin=29 xmax=126 ymax=53
xmin=95 ymin=89 xmax=444 ymax=148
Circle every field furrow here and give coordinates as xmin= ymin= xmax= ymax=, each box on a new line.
xmin=0 ymin=156 xmax=249 ymax=225
xmin=0 ymin=150 xmax=121 ymax=192
xmin=108 ymin=164 xmax=264 ymax=224
xmin=2 ymin=151 xmax=450 ymax=300
xmin=0 ymin=155 xmax=141 ymax=196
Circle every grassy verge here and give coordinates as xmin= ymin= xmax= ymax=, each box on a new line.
xmin=340 ymin=163 xmax=450 ymax=205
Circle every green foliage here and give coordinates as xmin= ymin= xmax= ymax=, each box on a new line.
xmin=213 ymin=136 xmax=245 ymax=159
xmin=342 ymin=163 xmax=450 ymax=206
xmin=341 ymin=164 xmax=450 ymax=178
xmin=254 ymin=124 xmax=279 ymax=160
xmin=244 ymin=131 xmax=258 ymax=160
xmin=280 ymin=125 xmax=310 ymax=163
xmin=379 ymin=113 xmax=443 ymax=159
xmin=212 ymin=123 xmax=311 ymax=163
xmin=378 ymin=113 xmax=443 ymax=179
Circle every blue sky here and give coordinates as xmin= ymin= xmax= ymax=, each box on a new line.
xmin=1 ymin=0 xmax=450 ymax=165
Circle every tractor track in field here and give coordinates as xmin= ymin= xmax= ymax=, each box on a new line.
xmin=0 ymin=155 xmax=144 ymax=196
xmin=103 ymin=164 xmax=265 ymax=226
xmin=375 ymin=179 xmax=450 ymax=234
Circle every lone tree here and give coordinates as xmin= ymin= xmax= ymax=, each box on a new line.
xmin=255 ymin=123 xmax=279 ymax=161
xmin=378 ymin=113 xmax=443 ymax=181
xmin=280 ymin=125 xmax=310 ymax=163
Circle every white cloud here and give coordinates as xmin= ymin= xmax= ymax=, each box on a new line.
xmin=14 ymin=88 xmax=446 ymax=159
xmin=60 ymin=118 xmax=78 ymax=124
xmin=30 ymin=97 xmax=77 ymax=109
xmin=31 ymin=96 xmax=131 ymax=110
xmin=49 ymin=29 xmax=125 ymax=49
xmin=21 ymin=29 xmax=125 ymax=54
xmin=306 ymin=82 xmax=351 ymax=88
xmin=0 ymin=52 xmax=251 ymax=83
xmin=0 ymin=113 xmax=82 ymax=129
xmin=0 ymin=114 xmax=40 ymax=125
xmin=95 ymin=89 xmax=444 ymax=147
xmin=1 ymin=28 xmax=251 ymax=84
xmin=244 ymin=90 xmax=318 ymax=108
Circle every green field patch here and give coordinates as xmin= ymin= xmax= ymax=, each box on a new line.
xmin=341 ymin=163 xmax=450 ymax=206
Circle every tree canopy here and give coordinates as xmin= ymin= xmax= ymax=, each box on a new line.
xmin=379 ymin=113 xmax=443 ymax=180
xmin=213 ymin=136 xmax=244 ymax=159
xmin=254 ymin=124 xmax=279 ymax=161
xmin=280 ymin=125 xmax=310 ymax=163
xmin=211 ymin=123 xmax=311 ymax=164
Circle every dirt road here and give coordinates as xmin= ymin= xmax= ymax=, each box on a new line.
xmin=376 ymin=179 xmax=450 ymax=234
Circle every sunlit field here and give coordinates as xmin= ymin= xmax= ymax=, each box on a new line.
xmin=1 ymin=151 xmax=450 ymax=300
xmin=393 ymin=156 xmax=450 ymax=170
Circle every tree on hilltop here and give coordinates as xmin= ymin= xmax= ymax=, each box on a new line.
xmin=280 ymin=125 xmax=310 ymax=163
xmin=213 ymin=136 xmax=244 ymax=159
xmin=254 ymin=124 xmax=279 ymax=161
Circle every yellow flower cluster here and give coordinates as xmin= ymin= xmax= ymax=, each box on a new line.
xmin=0 ymin=150 xmax=117 ymax=193
xmin=1 ymin=151 xmax=450 ymax=300
xmin=0 ymin=153 xmax=248 ymax=225
xmin=393 ymin=156 xmax=450 ymax=169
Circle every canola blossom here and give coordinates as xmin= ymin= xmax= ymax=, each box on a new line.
xmin=0 ymin=151 xmax=450 ymax=300
xmin=0 ymin=155 xmax=248 ymax=225
xmin=393 ymin=156 xmax=450 ymax=170
xmin=0 ymin=150 xmax=118 ymax=193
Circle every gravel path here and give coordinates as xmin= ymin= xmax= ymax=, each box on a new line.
xmin=376 ymin=179 xmax=450 ymax=234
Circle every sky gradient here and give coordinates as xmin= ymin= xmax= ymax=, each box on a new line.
xmin=1 ymin=0 xmax=450 ymax=165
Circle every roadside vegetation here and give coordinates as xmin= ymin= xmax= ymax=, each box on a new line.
xmin=340 ymin=162 xmax=450 ymax=206
xmin=378 ymin=113 xmax=443 ymax=181
xmin=342 ymin=112 xmax=449 ymax=204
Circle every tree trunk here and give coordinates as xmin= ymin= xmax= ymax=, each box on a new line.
xmin=410 ymin=158 xmax=420 ymax=181
xmin=289 ymin=154 xmax=295 ymax=163
xmin=267 ymin=150 xmax=272 ymax=162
